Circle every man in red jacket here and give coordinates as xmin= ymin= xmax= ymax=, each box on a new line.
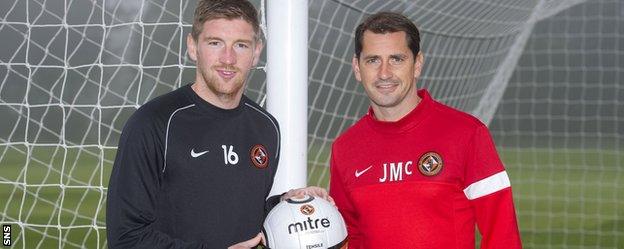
xmin=329 ymin=12 xmax=522 ymax=248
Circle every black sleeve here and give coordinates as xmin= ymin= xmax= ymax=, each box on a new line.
xmin=263 ymin=115 xmax=282 ymax=217
xmin=264 ymin=194 xmax=283 ymax=216
xmin=106 ymin=112 xmax=206 ymax=249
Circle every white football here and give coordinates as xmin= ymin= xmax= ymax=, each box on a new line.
xmin=263 ymin=195 xmax=347 ymax=249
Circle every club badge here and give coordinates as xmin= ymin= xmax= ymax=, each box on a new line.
xmin=250 ymin=144 xmax=269 ymax=169
xmin=418 ymin=152 xmax=443 ymax=176
xmin=300 ymin=204 xmax=315 ymax=215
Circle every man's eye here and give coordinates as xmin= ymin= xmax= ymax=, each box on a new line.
xmin=207 ymin=41 xmax=220 ymax=46
xmin=366 ymin=58 xmax=379 ymax=64
xmin=391 ymin=57 xmax=404 ymax=63
xmin=236 ymin=43 xmax=250 ymax=49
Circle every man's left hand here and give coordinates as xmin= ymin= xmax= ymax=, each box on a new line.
xmin=281 ymin=186 xmax=335 ymax=205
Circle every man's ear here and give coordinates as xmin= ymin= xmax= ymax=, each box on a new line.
xmin=187 ymin=34 xmax=197 ymax=62
xmin=352 ymin=55 xmax=362 ymax=82
xmin=413 ymin=52 xmax=424 ymax=79
xmin=252 ymin=40 xmax=264 ymax=66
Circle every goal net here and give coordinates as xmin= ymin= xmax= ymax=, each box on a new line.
xmin=0 ymin=0 xmax=621 ymax=248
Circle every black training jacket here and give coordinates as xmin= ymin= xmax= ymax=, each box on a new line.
xmin=107 ymin=84 xmax=281 ymax=249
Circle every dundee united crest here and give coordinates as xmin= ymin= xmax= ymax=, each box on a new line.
xmin=250 ymin=144 xmax=269 ymax=169
xmin=418 ymin=152 xmax=443 ymax=176
xmin=300 ymin=204 xmax=315 ymax=215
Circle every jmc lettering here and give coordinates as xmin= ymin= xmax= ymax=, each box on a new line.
xmin=379 ymin=161 xmax=413 ymax=182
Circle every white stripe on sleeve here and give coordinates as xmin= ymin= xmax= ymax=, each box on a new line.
xmin=463 ymin=171 xmax=511 ymax=200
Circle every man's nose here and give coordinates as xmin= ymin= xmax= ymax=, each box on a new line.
xmin=219 ymin=46 xmax=236 ymax=65
xmin=378 ymin=61 xmax=393 ymax=80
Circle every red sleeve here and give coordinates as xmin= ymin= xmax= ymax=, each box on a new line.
xmin=329 ymin=147 xmax=363 ymax=249
xmin=473 ymin=188 xmax=522 ymax=248
xmin=464 ymin=125 xmax=522 ymax=249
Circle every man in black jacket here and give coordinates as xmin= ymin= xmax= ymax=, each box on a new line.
xmin=106 ymin=1 xmax=328 ymax=248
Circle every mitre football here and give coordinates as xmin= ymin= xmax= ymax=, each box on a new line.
xmin=263 ymin=195 xmax=347 ymax=249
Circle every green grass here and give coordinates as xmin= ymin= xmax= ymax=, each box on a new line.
xmin=0 ymin=146 xmax=112 ymax=248
xmin=1 ymin=146 xmax=622 ymax=248
xmin=502 ymin=148 xmax=623 ymax=249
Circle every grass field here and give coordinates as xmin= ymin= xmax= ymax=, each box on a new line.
xmin=1 ymin=146 xmax=622 ymax=248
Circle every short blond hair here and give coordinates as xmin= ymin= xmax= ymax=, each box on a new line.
xmin=191 ymin=0 xmax=261 ymax=41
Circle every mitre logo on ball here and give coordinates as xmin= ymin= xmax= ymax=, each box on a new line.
xmin=262 ymin=195 xmax=347 ymax=249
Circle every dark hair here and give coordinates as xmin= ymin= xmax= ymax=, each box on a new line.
xmin=191 ymin=0 xmax=261 ymax=41
xmin=354 ymin=12 xmax=420 ymax=59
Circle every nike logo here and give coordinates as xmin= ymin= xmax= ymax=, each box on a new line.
xmin=355 ymin=165 xmax=373 ymax=178
xmin=190 ymin=148 xmax=209 ymax=158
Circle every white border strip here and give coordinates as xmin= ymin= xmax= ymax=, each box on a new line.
xmin=463 ymin=171 xmax=511 ymax=200
xmin=163 ymin=104 xmax=195 ymax=173
xmin=245 ymin=102 xmax=281 ymax=160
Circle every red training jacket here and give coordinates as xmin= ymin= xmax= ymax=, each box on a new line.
xmin=330 ymin=89 xmax=522 ymax=249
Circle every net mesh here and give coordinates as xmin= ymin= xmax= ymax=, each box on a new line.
xmin=0 ymin=0 xmax=621 ymax=248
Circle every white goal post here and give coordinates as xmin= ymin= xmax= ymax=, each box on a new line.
xmin=266 ymin=0 xmax=308 ymax=196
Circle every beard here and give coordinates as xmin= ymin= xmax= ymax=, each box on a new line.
xmin=199 ymin=64 xmax=246 ymax=99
